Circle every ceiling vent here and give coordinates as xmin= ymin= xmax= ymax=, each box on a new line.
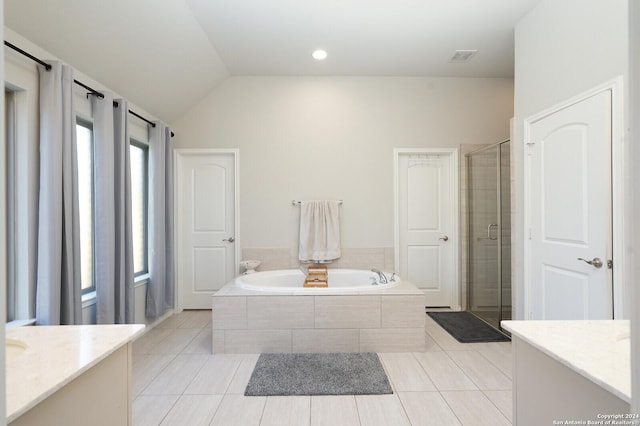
xmin=449 ymin=50 xmax=478 ymax=63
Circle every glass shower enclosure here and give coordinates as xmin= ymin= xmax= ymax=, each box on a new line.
xmin=466 ymin=140 xmax=511 ymax=332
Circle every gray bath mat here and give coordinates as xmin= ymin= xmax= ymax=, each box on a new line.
xmin=427 ymin=311 xmax=510 ymax=343
xmin=244 ymin=353 xmax=393 ymax=396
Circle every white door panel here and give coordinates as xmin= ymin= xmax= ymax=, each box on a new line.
xmin=528 ymin=91 xmax=612 ymax=320
xmin=407 ymin=166 xmax=440 ymax=229
xmin=407 ymin=245 xmax=439 ymax=288
xmin=176 ymin=151 xmax=237 ymax=309
xmin=193 ymin=166 xmax=227 ymax=232
xmin=541 ymin=265 xmax=589 ymax=320
xmin=397 ymin=150 xmax=457 ymax=307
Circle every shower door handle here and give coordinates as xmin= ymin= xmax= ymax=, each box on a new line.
xmin=487 ymin=224 xmax=498 ymax=240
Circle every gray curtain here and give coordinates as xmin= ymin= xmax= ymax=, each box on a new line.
xmin=92 ymin=93 xmax=135 ymax=324
xmin=113 ymin=99 xmax=135 ymax=324
xmin=146 ymin=122 xmax=174 ymax=317
xmin=36 ymin=61 xmax=82 ymax=325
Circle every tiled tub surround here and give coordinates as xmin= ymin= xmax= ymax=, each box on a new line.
xmin=212 ymin=277 xmax=426 ymax=354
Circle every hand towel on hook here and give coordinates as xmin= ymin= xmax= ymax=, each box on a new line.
xmin=298 ymin=200 xmax=341 ymax=262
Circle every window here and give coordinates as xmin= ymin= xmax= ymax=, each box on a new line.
xmin=130 ymin=140 xmax=148 ymax=276
xmin=6 ymin=90 xmax=17 ymax=321
xmin=76 ymin=119 xmax=95 ymax=294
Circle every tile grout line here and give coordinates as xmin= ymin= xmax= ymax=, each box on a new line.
xmin=257 ymin=393 xmax=268 ymax=426
xmin=476 ymin=345 xmax=511 ymax=378
xmin=440 ymin=349 xmax=482 ymax=390
xmin=409 ymin=350 xmax=473 ymax=426
xmin=353 ymin=394 xmax=364 ymax=426
xmin=439 ymin=390 xmax=472 ymax=426
xmin=395 ymin=391 xmax=416 ymax=426
xmin=157 ymin=395 xmax=182 ymax=426
xmin=222 ymin=358 xmax=245 ymax=395
xmin=138 ymin=316 xmax=210 ymax=400
xmin=206 ymin=394 xmax=224 ymax=425
xmin=376 ymin=353 xmax=397 ymax=393
xmin=479 ymin=389 xmax=512 ymax=423
xmin=133 ymin=353 xmax=180 ymax=399
xmin=442 ymin=350 xmax=487 ymax=391
xmin=156 ymin=313 xmax=220 ymax=425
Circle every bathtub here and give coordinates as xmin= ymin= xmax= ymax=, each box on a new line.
xmin=235 ymin=268 xmax=401 ymax=293
xmin=212 ymin=268 xmax=426 ymax=354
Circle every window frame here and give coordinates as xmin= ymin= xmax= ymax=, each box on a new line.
xmin=130 ymin=138 xmax=149 ymax=278
xmin=6 ymin=89 xmax=17 ymax=321
xmin=76 ymin=117 xmax=96 ymax=296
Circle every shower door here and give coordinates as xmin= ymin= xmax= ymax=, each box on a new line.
xmin=466 ymin=141 xmax=511 ymax=331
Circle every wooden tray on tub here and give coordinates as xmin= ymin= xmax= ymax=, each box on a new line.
xmin=304 ymin=265 xmax=328 ymax=288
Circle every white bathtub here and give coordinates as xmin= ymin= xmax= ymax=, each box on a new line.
xmin=234 ymin=268 xmax=401 ymax=293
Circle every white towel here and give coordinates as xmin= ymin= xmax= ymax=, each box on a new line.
xmin=298 ymin=200 xmax=341 ymax=262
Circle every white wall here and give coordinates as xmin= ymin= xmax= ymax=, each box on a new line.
xmin=173 ymin=76 xmax=513 ymax=253
xmin=513 ymin=0 xmax=630 ymax=320
xmin=515 ymin=0 xmax=628 ymax=118
xmin=629 ymin=0 xmax=639 ymax=415
xmin=1 ymin=1 xmax=7 ymax=421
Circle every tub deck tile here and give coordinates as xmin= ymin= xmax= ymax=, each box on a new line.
xmin=212 ymin=297 xmax=247 ymax=330
xmin=224 ymin=330 xmax=292 ymax=353
xmin=381 ymin=295 xmax=427 ymax=328
xmin=292 ymin=329 xmax=360 ymax=353
xmin=247 ymin=296 xmax=314 ymax=329
xmin=360 ymin=328 xmax=426 ymax=353
xmin=314 ymin=295 xmax=381 ymax=329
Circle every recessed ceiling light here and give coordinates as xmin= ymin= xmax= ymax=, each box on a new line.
xmin=312 ymin=49 xmax=328 ymax=60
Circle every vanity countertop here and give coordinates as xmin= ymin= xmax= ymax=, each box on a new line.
xmin=501 ymin=320 xmax=630 ymax=403
xmin=6 ymin=324 xmax=145 ymax=423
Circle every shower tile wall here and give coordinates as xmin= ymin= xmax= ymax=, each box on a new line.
xmin=241 ymin=247 xmax=395 ymax=272
xmin=241 ymin=248 xmax=290 ymax=272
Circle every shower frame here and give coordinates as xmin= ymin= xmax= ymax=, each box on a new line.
xmin=465 ymin=139 xmax=511 ymax=332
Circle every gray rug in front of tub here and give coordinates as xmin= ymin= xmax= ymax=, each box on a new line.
xmin=244 ymin=353 xmax=393 ymax=396
xmin=427 ymin=311 xmax=510 ymax=343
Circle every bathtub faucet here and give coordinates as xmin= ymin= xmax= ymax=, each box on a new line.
xmin=371 ymin=269 xmax=388 ymax=284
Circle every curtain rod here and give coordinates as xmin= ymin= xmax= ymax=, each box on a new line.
xmin=4 ymin=40 xmax=175 ymax=138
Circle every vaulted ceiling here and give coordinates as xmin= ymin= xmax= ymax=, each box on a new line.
xmin=4 ymin=0 xmax=540 ymax=122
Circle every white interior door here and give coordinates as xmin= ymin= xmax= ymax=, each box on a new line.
xmin=396 ymin=150 xmax=457 ymax=308
xmin=527 ymin=91 xmax=612 ymax=320
xmin=175 ymin=150 xmax=237 ymax=309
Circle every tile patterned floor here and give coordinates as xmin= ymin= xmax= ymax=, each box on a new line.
xmin=132 ymin=310 xmax=512 ymax=425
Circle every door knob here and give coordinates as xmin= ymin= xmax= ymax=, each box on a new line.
xmin=577 ymin=257 xmax=603 ymax=268
xmin=439 ymin=236 xmax=449 ymax=241
xmin=223 ymin=237 xmax=235 ymax=243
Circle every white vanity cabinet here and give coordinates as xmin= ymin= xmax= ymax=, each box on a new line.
xmin=502 ymin=320 xmax=631 ymax=426
xmin=6 ymin=324 xmax=144 ymax=425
